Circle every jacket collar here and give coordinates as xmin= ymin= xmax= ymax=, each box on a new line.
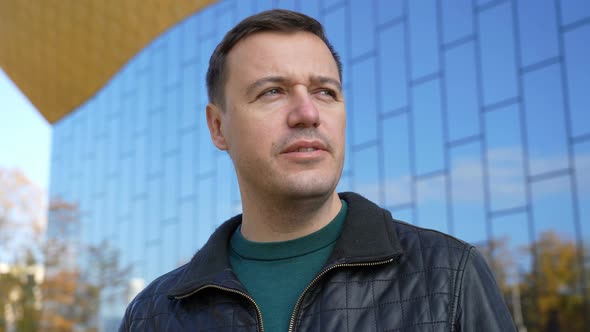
xmin=168 ymin=192 xmax=404 ymax=299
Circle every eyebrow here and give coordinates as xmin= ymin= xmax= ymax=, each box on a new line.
xmin=245 ymin=75 xmax=343 ymax=97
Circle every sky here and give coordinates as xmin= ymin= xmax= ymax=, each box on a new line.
xmin=0 ymin=68 xmax=51 ymax=193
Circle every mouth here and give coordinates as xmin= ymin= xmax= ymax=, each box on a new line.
xmin=281 ymin=141 xmax=328 ymax=154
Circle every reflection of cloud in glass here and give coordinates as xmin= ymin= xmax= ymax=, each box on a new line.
xmin=358 ymin=148 xmax=590 ymax=206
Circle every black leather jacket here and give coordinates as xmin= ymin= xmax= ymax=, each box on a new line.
xmin=120 ymin=192 xmax=515 ymax=331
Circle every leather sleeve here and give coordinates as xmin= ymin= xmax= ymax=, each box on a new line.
xmin=118 ymin=304 xmax=131 ymax=332
xmin=455 ymin=247 xmax=516 ymax=331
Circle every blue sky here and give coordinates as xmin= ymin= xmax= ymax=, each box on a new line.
xmin=0 ymin=68 xmax=51 ymax=192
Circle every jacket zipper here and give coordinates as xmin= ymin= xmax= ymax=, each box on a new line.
xmin=287 ymin=257 xmax=397 ymax=332
xmin=174 ymin=284 xmax=265 ymax=332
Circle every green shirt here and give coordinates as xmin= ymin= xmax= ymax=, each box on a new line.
xmin=229 ymin=200 xmax=348 ymax=332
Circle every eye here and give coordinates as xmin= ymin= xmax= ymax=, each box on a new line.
xmin=315 ymin=89 xmax=337 ymax=100
xmin=263 ymin=88 xmax=281 ymax=96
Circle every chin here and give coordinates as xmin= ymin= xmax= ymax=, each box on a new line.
xmin=278 ymin=176 xmax=339 ymax=200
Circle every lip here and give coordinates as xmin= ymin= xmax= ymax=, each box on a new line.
xmin=281 ymin=140 xmax=328 ymax=154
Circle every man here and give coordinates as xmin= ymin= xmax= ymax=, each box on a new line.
xmin=120 ymin=9 xmax=515 ymax=331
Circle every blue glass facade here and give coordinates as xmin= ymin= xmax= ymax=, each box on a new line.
xmin=48 ymin=0 xmax=589 ymax=328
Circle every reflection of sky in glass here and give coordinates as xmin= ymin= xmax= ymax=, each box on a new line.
xmin=523 ymin=64 xmax=569 ymax=175
xmin=564 ymin=24 xmax=590 ymax=137
xmin=352 ymin=145 xmax=380 ymax=204
xmin=46 ymin=0 xmax=590 ymax=315
xmin=574 ymin=141 xmax=590 ymax=247
xmin=517 ymin=0 xmax=559 ymax=67
xmin=408 ymin=1 xmax=439 ymax=80
xmin=449 ymin=142 xmax=486 ymax=244
xmin=416 ymin=175 xmax=448 ymax=233
xmin=444 ymin=41 xmax=479 ymax=142
xmin=413 ymin=79 xmax=444 ymax=175
xmin=382 ymin=114 xmax=412 ymax=207
xmin=351 ymin=57 xmax=378 ymax=145
xmin=379 ymin=23 xmax=407 ymax=113
xmin=531 ymin=176 xmax=576 ymax=238
xmin=560 ymin=0 xmax=590 ymax=24
xmin=478 ymin=2 xmax=518 ymax=106
xmin=484 ymin=105 xmax=527 ymax=211
xmin=350 ymin=1 xmax=373 ymax=59
xmin=441 ymin=0 xmax=473 ymax=44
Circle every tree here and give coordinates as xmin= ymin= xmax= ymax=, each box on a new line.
xmin=40 ymin=200 xmax=132 ymax=332
xmin=478 ymin=236 xmax=517 ymax=294
xmin=0 ymin=168 xmax=45 ymax=258
xmin=519 ymin=231 xmax=587 ymax=332
xmin=0 ymin=169 xmax=45 ymax=332
xmin=0 ymin=168 xmax=132 ymax=331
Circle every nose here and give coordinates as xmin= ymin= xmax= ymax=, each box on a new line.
xmin=287 ymin=87 xmax=320 ymax=128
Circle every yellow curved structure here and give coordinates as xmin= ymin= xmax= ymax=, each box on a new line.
xmin=0 ymin=0 xmax=218 ymax=124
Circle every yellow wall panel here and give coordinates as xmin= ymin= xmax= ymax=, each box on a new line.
xmin=0 ymin=0 xmax=219 ymax=123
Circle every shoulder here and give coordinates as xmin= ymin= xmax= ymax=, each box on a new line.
xmin=392 ymin=219 xmax=475 ymax=273
xmin=120 ymin=264 xmax=188 ymax=329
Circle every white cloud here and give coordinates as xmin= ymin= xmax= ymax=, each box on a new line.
xmin=355 ymin=147 xmax=590 ymax=206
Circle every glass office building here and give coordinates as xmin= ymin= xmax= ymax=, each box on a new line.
xmin=48 ymin=0 xmax=589 ymax=329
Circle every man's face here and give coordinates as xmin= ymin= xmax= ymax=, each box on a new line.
xmin=207 ymin=31 xmax=346 ymax=201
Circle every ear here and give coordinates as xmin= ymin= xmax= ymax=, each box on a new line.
xmin=206 ymin=103 xmax=228 ymax=150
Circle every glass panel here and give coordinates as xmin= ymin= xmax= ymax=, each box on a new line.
xmin=376 ymin=0 xmax=404 ymax=26
xmin=408 ymin=0 xmax=439 ymax=79
xmin=162 ymin=155 xmax=179 ymax=222
xmin=444 ymin=41 xmax=480 ymax=141
xmin=120 ymin=97 xmax=136 ymax=157
xmin=531 ymin=175 xmax=576 ymax=238
xmin=198 ymin=115 xmax=215 ymax=175
xmin=559 ymin=0 xmax=590 ymax=25
xmin=564 ymin=25 xmax=590 ymax=137
xmin=449 ymin=142 xmax=486 ymax=244
xmin=163 ymin=88 xmax=180 ymax=154
xmin=299 ymin=0 xmax=320 ymax=18
xmin=490 ymin=212 xmax=531 ymax=282
xmin=478 ymin=3 xmax=518 ymax=106
xmin=378 ymin=23 xmax=408 ymax=113
xmin=441 ymin=0 xmax=473 ymax=44
xmin=413 ymin=79 xmax=444 ymax=175
xmin=523 ymin=64 xmax=569 ymax=175
xmin=324 ymin=6 xmax=349 ymax=74
xmin=165 ymin=28 xmax=182 ymax=88
xmin=135 ymin=75 xmax=150 ymax=135
xmin=181 ymin=63 xmax=199 ymax=131
xmin=178 ymin=200 xmax=198 ymax=262
xmin=351 ymin=56 xmax=378 ymax=145
xmin=382 ymin=114 xmax=412 ymax=206
xmin=517 ymin=0 xmax=559 ymax=67
xmin=179 ymin=130 xmax=197 ymax=199
xmin=390 ymin=207 xmax=414 ymax=224
xmin=573 ymin=141 xmax=590 ymax=267
xmin=215 ymin=152 xmax=236 ymax=223
xmin=485 ymin=105 xmax=527 ymax=211
xmin=352 ymin=145 xmax=381 ymax=205
xmin=197 ymin=177 xmax=216 ymax=247
xmin=133 ymin=135 xmax=148 ymax=199
xmin=416 ymin=175 xmax=449 ymax=233
xmin=148 ymin=111 xmax=163 ymax=177
xmin=350 ymin=0 xmax=375 ymax=58
xmin=145 ymin=177 xmax=163 ymax=242
xmin=160 ymin=222 xmax=180 ymax=273
xmin=182 ymin=15 xmax=199 ymax=62
xmin=323 ymin=0 xmax=345 ymax=10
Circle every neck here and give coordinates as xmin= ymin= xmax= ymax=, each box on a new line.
xmin=239 ymin=190 xmax=342 ymax=242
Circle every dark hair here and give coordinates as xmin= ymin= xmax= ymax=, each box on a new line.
xmin=206 ymin=9 xmax=342 ymax=107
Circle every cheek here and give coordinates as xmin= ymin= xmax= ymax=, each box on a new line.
xmin=228 ymin=119 xmax=272 ymax=157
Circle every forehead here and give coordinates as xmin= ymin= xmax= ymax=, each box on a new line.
xmin=225 ymin=31 xmax=340 ymax=87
